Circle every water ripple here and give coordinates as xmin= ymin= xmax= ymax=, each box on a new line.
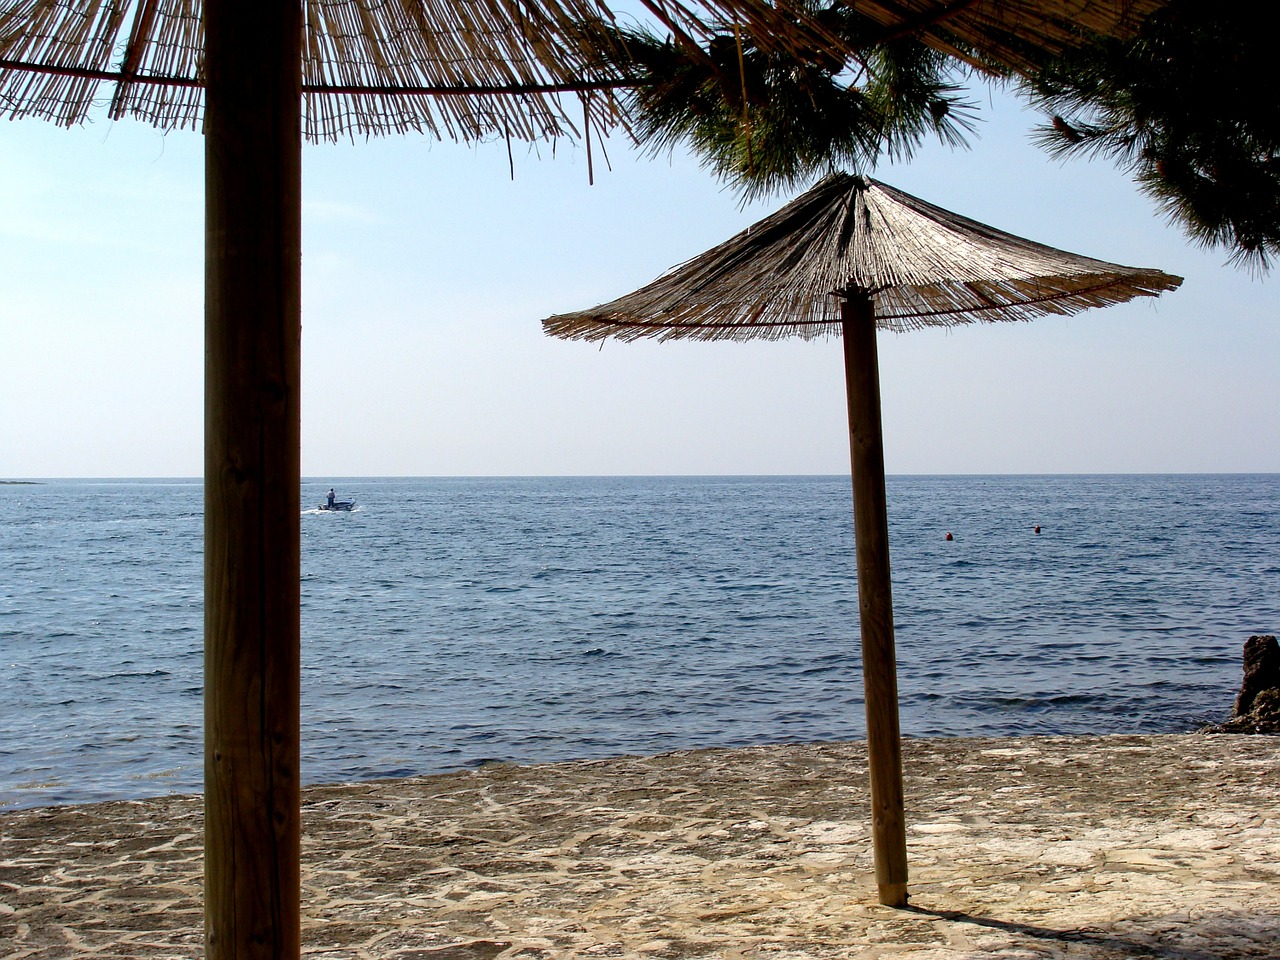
xmin=2 ymin=474 xmax=1277 ymax=808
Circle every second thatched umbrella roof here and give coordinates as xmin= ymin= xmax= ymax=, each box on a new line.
xmin=545 ymin=172 xmax=1182 ymax=340
xmin=544 ymin=172 xmax=1182 ymax=908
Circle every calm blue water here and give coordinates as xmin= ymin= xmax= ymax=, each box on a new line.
xmin=2 ymin=475 xmax=1277 ymax=809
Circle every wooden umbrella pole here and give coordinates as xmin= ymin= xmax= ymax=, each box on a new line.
xmin=841 ymin=294 xmax=908 ymax=907
xmin=203 ymin=2 xmax=303 ymax=957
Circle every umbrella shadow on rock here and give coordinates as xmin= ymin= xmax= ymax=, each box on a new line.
xmin=909 ymin=907 xmax=1280 ymax=960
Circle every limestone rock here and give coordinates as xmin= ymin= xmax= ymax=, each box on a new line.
xmin=1234 ymin=634 xmax=1280 ymax=715
xmin=1203 ymin=635 xmax=1280 ymax=734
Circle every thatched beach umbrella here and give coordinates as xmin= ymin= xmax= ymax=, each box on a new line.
xmin=544 ymin=172 xmax=1182 ymax=906
xmin=2 ymin=1 xmax=1171 ymax=954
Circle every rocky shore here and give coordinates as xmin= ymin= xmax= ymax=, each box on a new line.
xmin=3 ymin=734 xmax=1277 ymax=959
xmin=1202 ymin=636 xmax=1280 ymax=735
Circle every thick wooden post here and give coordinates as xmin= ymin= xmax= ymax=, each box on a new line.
xmin=204 ymin=2 xmax=303 ymax=957
xmin=841 ymin=294 xmax=908 ymax=907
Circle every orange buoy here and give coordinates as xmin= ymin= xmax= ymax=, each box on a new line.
xmin=945 ymin=532 xmax=953 ymax=541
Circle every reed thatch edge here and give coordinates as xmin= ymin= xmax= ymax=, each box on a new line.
xmin=0 ymin=0 xmax=1171 ymax=142
xmin=543 ymin=173 xmax=1183 ymax=343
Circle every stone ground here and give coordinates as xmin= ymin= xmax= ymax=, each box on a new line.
xmin=2 ymin=734 xmax=1277 ymax=959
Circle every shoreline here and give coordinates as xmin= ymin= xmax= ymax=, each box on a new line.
xmin=3 ymin=733 xmax=1278 ymax=958
xmin=0 ymin=723 xmax=1239 ymax=814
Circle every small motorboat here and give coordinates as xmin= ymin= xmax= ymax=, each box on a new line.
xmin=320 ymin=490 xmax=356 ymax=511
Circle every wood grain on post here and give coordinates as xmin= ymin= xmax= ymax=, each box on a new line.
xmin=841 ymin=294 xmax=908 ymax=907
xmin=204 ymin=2 xmax=303 ymax=957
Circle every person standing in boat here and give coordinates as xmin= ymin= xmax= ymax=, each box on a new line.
xmin=327 ymin=488 xmax=336 ymax=509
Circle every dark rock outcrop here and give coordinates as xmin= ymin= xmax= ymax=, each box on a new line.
xmin=1203 ymin=635 xmax=1280 ymax=734
xmin=1234 ymin=634 xmax=1280 ymax=715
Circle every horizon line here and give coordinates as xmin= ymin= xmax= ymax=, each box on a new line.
xmin=5 ymin=471 xmax=1279 ymax=483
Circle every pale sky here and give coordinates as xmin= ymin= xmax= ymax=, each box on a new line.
xmin=1 ymin=84 xmax=1276 ymax=478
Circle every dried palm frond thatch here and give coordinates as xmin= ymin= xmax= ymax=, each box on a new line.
xmin=545 ymin=172 xmax=1183 ymax=342
xmin=0 ymin=0 xmax=1171 ymax=143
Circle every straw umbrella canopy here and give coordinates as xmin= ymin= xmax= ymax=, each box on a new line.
xmin=544 ymin=172 xmax=1182 ymax=906
xmin=2 ymin=2 xmax=1171 ymax=955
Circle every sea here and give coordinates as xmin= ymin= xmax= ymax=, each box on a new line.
xmin=2 ymin=475 xmax=1277 ymax=810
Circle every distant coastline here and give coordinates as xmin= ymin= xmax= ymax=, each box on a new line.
xmin=0 ymin=480 xmax=40 ymax=485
